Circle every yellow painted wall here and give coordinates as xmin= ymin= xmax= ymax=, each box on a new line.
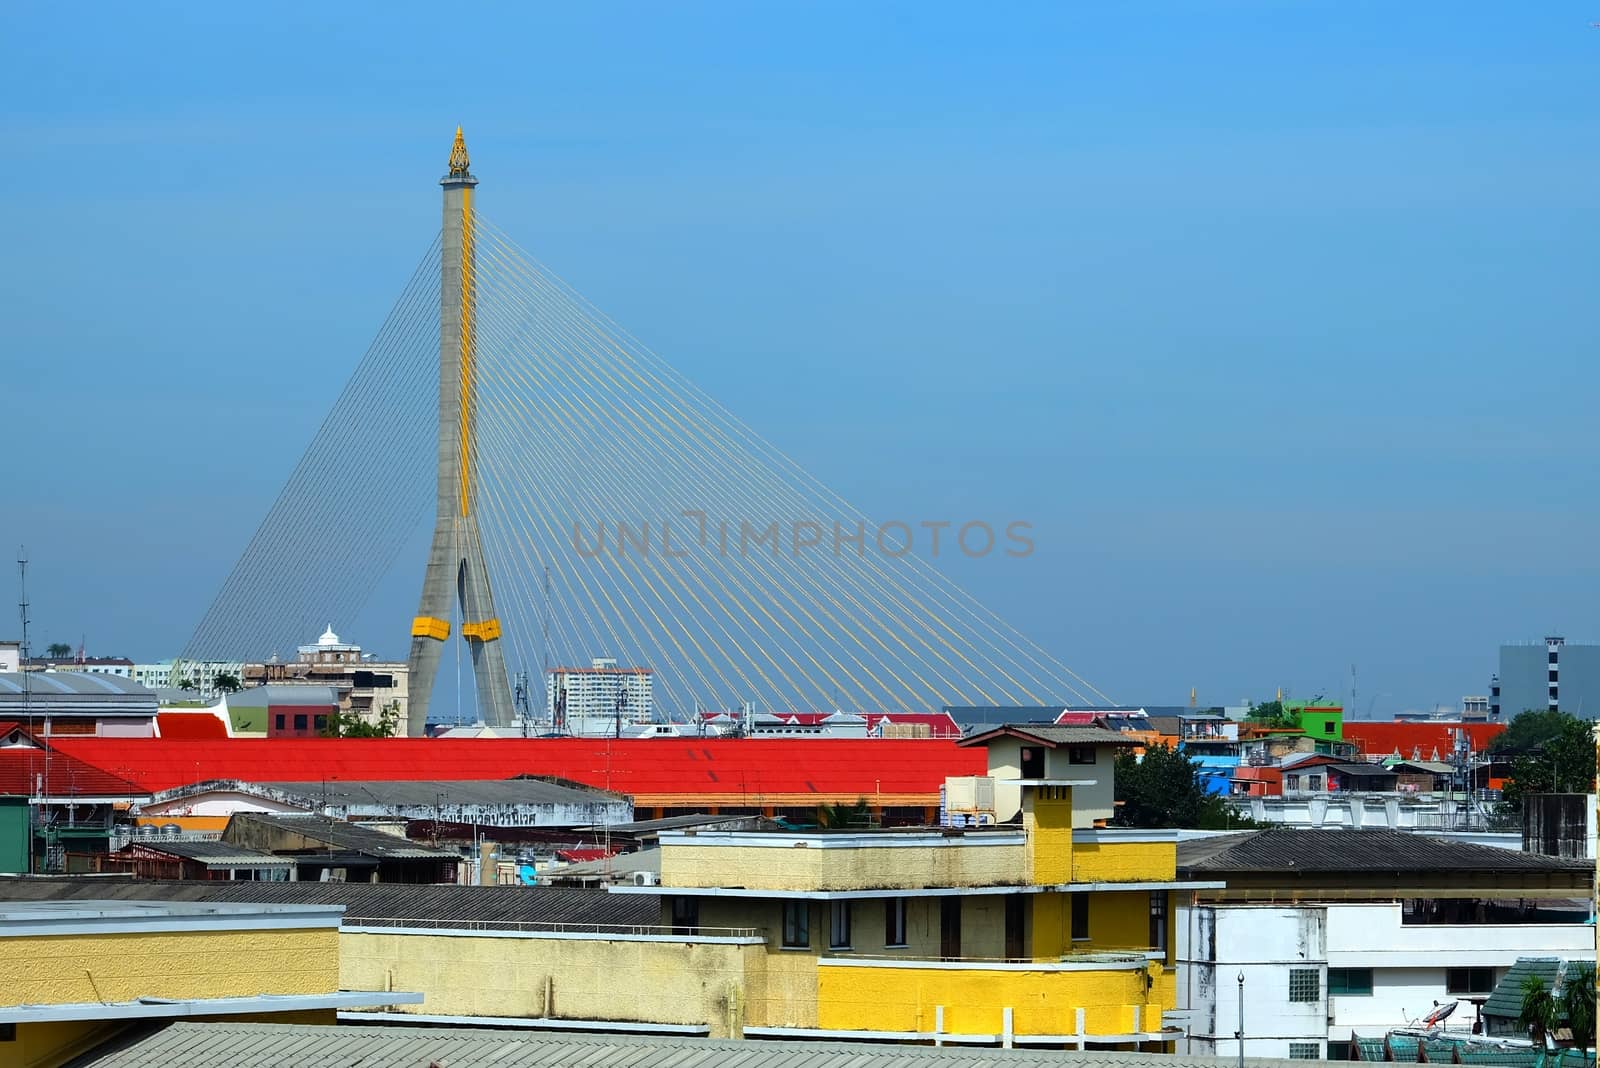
xmin=0 ymin=927 xmax=337 ymax=1005
xmin=817 ymin=962 xmax=1162 ymax=1036
xmin=341 ymin=931 xmax=763 ymax=1038
xmin=661 ymin=839 xmax=1027 ymax=891
xmin=1023 ymin=786 xmax=1074 ymax=884
xmin=1070 ymin=841 xmax=1176 ymax=883
xmin=0 ymin=928 xmax=338 ymax=1068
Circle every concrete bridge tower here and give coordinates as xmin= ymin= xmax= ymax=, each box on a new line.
xmin=406 ymin=128 xmax=515 ymax=734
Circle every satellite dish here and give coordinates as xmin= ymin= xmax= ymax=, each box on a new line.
xmin=1422 ymin=1000 xmax=1458 ymax=1027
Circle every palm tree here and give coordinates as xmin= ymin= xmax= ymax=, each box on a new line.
xmin=1561 ymin=964 xmax=1596 ymax=1051
xmin=46 ymin=642 xmax=72 ymax=658
xmin=1519 ymin=974 xmax=1560 ymax=1049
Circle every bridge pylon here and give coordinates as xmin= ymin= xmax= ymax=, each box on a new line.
xmin=406 ymin=127 xmax=516 ymax=735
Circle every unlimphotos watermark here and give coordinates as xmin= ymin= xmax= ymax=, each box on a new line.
xmin=571 ymin=511 xmax=1034 ymax=560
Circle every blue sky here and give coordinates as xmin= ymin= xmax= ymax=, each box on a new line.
xmin=0 ymin=3 xmax=1594 ymax=716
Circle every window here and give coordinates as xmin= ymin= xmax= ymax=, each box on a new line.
xmin=274 ymin=714 xmax=285 ymax=730
xmin=1071 ymin=893 xmax=1090 ymax=940
xmin=1148 ymin=891 xmax=1168 ymax=953
xmin=1288 ymin=1042 xmax=1321 ymax=1060
xmin=884 ymin=898 xmax=907 ymax=947
xmin=781 ymin=902 xmax=809 ymax=948
xmin=314 ymin=715 xmax=328 ymax=732
xmin=1286 ymin=775 xmax=1300 ymax=790
xmin=1327 ymin=1042 xmax=1354 ymax=1061
xmin=1328 ymin=968 xmax=1373 ymax=996
xmin=1307 ymin=775 xmax=1323 ymax=791
xmin=0 ymin=1023 xmax=13 ymax=1042
xmin=1550 ymin=670 xmax=1559 ymax=683
xmin=1019 ymin=746 xmax=1046 ymax=779
xmin=1550 ymin=650 xmax=1559 ymax=665
xmin=830 ymin=900 xmax=852 ymax=949
xmin=940 ymin=897 xmax=961 ymax=958
xmin=1289 ymin=968 xmax=1320 ymax=1002
xmin=293 ymin=713 xmax=308 ymax=730
xmin=670 ymin=896 xmax=699 ymax=935
xmin=1446 ymin=967 xmax=1495 ymax=995
xmin=1067 ymin=746 xmax=1096 ymax=765
xmin=1323 ymin=721 xmax=1335 ymax=734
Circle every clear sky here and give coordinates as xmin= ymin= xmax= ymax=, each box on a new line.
xmin=0 ymin=3 xmax=1595 ymax=717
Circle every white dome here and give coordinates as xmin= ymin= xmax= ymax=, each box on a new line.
xmin=318 ymin=625 xmax=341 ymax=646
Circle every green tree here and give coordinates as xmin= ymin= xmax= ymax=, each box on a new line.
xmin=175 ymin=675 xmax=196 ymax=691
xmin=1115 ymin=743 xmax=1256 ymax=830
xmin=1490 ymin=709 xmax=1574 ymax=754
xmin=1519 ymin=974 xmax=1560 ymax=1048
xmin=816 ymin=797 xmax=872 ymax=830
xmin=1246 ymin=700 xmax=1300 ymax=730
xmin=212 ymin=673 xmax=242 ymax=694
xmin=46 ymin=642 xmax=72 ymax=658
xmin=319 ymin=701 xmax=400 ymax=738
xmin=1562 ymin=964 xmax=1596 ymax=1051
xmin=1496 ymin=711 xmax=1595 ymax=822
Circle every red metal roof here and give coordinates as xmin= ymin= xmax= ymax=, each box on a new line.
xmin=0 ymin=746 xmax=145 ymax=798
xmin=46 ymin=737 xmax=986 ymax=801
xmin=155 ymin=712 xmax=231 ymax=740
xmin=1342 ymin=722 xmax=1504 ymax=761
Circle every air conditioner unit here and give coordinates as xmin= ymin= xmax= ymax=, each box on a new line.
xmin=630 ymin=871 xmax=659 ymax=886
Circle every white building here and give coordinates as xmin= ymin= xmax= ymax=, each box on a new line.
xmin=546 ymin=657 xmax=653 ymax=735
xmin=1175 ymin=828 xmax=1595 ymax=1060
xmin=1178 ymin=901 xmax=1595 ymax=1059
xmin=133 ymin=658 xmax=245 ymax=700
xmin=0 ymin=641 xmax=19 ymax=673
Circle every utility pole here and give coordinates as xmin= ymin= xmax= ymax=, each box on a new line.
xmin=17 ymin=548 xmax=34 ymax=873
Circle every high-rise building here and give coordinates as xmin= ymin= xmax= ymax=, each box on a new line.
xmin=546 ymin=657 xmax=653 ymax=734
xmin=1491 ymin=636 xmax=1600 ymax=719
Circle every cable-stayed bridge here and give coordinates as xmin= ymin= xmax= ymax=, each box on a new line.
xmin=185 ymin=130 xmax=1110 ymax=734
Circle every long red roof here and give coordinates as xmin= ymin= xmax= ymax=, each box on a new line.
xmin=0 ymin=746 xmax=145 ymax=798
xmin=1342 ymin=722 xmax=1504 ymax=760
xmin=46 ymin=737 xmax=985 ymax=803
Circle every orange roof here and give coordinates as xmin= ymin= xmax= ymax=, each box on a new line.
xmin=1343 ymin=722 xmax=1504 ymax=760
xmin=155 ymin=712 xmax=230 ymax=740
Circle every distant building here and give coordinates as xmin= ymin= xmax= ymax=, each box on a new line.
xmin=0 ymin=672 xmax=158 ymax=737
xmin=26 ymin=655 xmax=133 ymax=678
xmin=546 ymin=657 xmax=653 ymax=734
xmin=133 ymin=658 xmax=245 ymax=700
xmin=1492 ymin=636 xmax=1600 ymax=719
xmin=0 ymin=641 xmax=18 ymax=673
xmin=242 ymin=626 xmax=408 ymax=729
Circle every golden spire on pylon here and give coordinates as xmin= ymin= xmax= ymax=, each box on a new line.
xmin=448 ymin=126 xmax=471 ymax=177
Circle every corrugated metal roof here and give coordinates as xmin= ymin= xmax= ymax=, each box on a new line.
xmin=252 ymin=778 xmax=623 ymax=808
xmin=46 ymin=737 xmax=985 ymax=799
xmin=228 ymin=813 xmax=456 ymax=859
xmin=78 ymin=1020 xmax=1346 ymax=1068
xmin=0 ymin=878 xmax=656 ymax=926
xmin=119 ymin=840 xmax=289 ymax=866
xmin=1177 ymin=828 xmax=1592 ymax=874
xmin=0 ymin=672 xmax=151 ymax=697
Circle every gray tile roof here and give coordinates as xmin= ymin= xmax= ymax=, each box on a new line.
xmin=1178 ymin=828 xmax=1593 ymax=874
xmin=76 ymin=1021 xmax=1349 ymax=1068
xmin=0 ymin=877 xmax=656 ymax=927
xmin=959 ymin=724 xmax=1135 ymax=748
xmin=226 ymin=813 xmax=456 ymax=859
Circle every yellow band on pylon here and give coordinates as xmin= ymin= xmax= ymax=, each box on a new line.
xmin=412 ymin=616 xmax=451 ymax=640
xmin=461 ymin=618 xmax=502 ymax=642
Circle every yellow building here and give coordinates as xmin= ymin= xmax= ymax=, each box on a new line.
xmin=0 ymin=899 xmax=419 ymax=1068
xmin=336 ymin=725 xmax=1220 ymax=1048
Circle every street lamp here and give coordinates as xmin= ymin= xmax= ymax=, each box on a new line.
xmin=1236 ymin=971 xmax=1246 ymax=1068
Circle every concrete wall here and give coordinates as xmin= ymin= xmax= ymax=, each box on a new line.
xmin=659 ymin=831 xmax=1028 ymax=891
xmin=2 ymin=925 xmax=339 ymax=1068
xmin=341 ymin=928 xmax=765 ymax=1037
